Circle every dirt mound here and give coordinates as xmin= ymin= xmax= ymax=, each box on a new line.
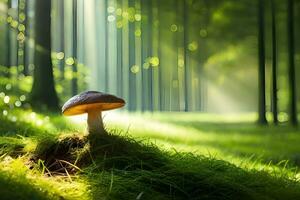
xmin=32 ymin=135 xmax=89 ymax=175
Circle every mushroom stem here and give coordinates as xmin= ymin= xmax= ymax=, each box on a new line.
xmin=87 ymin=110 xmax=106 ymax=135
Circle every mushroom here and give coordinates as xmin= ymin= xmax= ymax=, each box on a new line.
xmin=62 ymin=91 xmax=125 ymax=136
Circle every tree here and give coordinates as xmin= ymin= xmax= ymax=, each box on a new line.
xmin=17 ymin=0 xmax=24 ymax=76
xmin=117 ymin=0 xmax=123 ymax=98
xmin=158 ymin=0 xmax=163 ymax=111
xmin=23 ymin=0 xmax=29 ymax=76
xmin=128 ymin=0 xmax=136 ymax=111
xmin=271 ymin=0 xmax=278 ymax=124
xmin=5 ymin=0 xmax=11 ymax=77
xmin=104 ymin=0 xmax=109 ymax=92
xmin=141 ymin=0 xmax=150 ymax=111
xmin=257 ymin=0 xmax=267 ymax=124
xmin=30 ymin=0 xmax=59 ymax=110
xmin=71 ymin=0 xmax=78 ymax=96
xmin=59 ymin=0 xmax=65 ymax=80
xmin=287 ymin=0 xmax=297 ymax=126
xmin=183 ymin=0 xmax=189 ymax=112
xmin=148 ymin=0 xmax=153 ymax=111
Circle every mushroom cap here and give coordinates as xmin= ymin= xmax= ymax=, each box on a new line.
xmin=62 ymin=91 xmax=125 ymax=116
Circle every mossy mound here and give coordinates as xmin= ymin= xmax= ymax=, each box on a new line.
xmin=31 ymin=133 xmax=300 ymax=200
xmin=33 ymin=134 xmax=89 ymax=175
xmin=33 ymin=133 xmax=168 ymax=175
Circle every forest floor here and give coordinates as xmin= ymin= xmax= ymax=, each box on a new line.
xmin=1 ymin=90 xmax=300 ymax=199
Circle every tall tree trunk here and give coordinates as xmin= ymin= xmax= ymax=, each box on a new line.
xmin=128 ymin=0 xmax=136 ymax=111
xmin=271 ymin=0 xmax=278 ymax=124
xmin=287 ymin=0 xmax=297 ymax=125
xmin=117 ymin=0 xmax=123 ymax=98
xmin=16 ymin=0 xmax=21 ymax=76
xmin=148 ymin=0 xmax=153 ymax=111
xmin=23 ymin=0 xmax=29 ymax=76
xmin=72 ymin=0 xmax=78 ymax=96
xmin=6 ymin=0 xmax=11 ymax=77
xmin=17 ymin=0 xmax=26 ymax=76
xmin=30 ymin=0 xmax=59 ymax=110
xmin=158 ymin=1 xmax=163 ymax=111
xmin=104 ymin=0 xmax=109 ymax=92
xmin=257 ymin=0 xmax=267 ymax=124
xmin=141 ymin=0 xmax=149 ymax=112
xmin=172 ymin=0 xmax=180 ymax=111
xmin=59 ymin=0 xmax=65 ymax=80
xmin=183 ymin=0 xmax=189 ymax=112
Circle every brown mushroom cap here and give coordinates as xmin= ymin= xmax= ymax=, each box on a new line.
xmin=62 ymin=91 xmax=125 ymax=116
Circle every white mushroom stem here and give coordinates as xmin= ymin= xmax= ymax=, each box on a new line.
xmin=87 ymin=110 xmax=106 ymax=135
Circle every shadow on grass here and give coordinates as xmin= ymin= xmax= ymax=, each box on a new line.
xmin=34 ymin=133 xmax=300 ymax=200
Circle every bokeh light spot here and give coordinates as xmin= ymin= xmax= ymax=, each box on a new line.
xmin=150 ymin=57 xmax=160 ymax=67
xmin=20 ymin=95 xmax=26 ymax=101
xmin=15 ymin=101 xmax=22 ymax=107
xmin=170 ymin=24 xmax=178 ymax=32
xmin=66 ymin=57 xmax=75 ymax=65
xmin=143 ymin=62 xmax=150 ymax=69
xmin=6 ymin=84 xmax=12 ymax=90
xmin=135 ymin=29 xmax=141 ymax=37
xmin=188 ymin=41 xmax=198 ymax=51
xmin=134 ymin=14 xmax=141 ymax=21
xmin=11 ymin=116 xmax=17 ymax=122
xmin=108 ymin=15 xmax=116 ymax=22
xmin=4 ymin=96 xmax=10 ymax=104
xmin=3 ymin=110 xmax=8 ymax=116
xmin=131 ymin=65 xmax=140 ymax=74
xmin=30 ymin=112 xmax=36 ymax=120
xmin=278 ymin=112 xmax=288 ymax=122
xmin=57 ymin=52 xmax=65 ymax=60
xmin=107 ymin=6 xmax=115 ymax=13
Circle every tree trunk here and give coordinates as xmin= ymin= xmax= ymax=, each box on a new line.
xmin=72 ymin=0 xmax=78 ymax=96
xmin=257 ymin=0 xmax=267 ymax=125
xmin=141 ymin=0 xmax=149 ymax=112
xmin=104 ymin=0 xmax=109 ymax=92
xmin=271 ymin=0 xmax=278 ymax=124
xmin=5 ymin=0 xmax=11 ymax=77
xmin=23 ymin=0 xmax=29 ymax=76
xmin=287 ymin=0 xmax=297 ymax=125
xmin=60 ymin=0 xmax=65 ymax=80
xmin=16 ymin=0 xmax=22 ymax=76
xmin=148 ymin=0 xmax=153 ymax=111
xmin=158 ymin=1 xmax=163 ymax=111
xmin=183 ymin=0 xmax=189 ymax=112
xmin=117 ymin=0 xmax=123 ymax=98
xmin=173 ymin=0 xmax=180 ymax=111
xmin=30 ymin=0 xmax=59 ymax=110
xmin=128 ymin=0 xmax=136 ymax=111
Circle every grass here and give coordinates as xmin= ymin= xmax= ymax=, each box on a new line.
xmin=105 ymin=113 xmax=300 ymax=171
xmin=1 ymin=92 xmax=300 ymax=199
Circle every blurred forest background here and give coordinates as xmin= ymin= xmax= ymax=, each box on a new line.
xmin=0 ymin=0 xmax=300 ymax=122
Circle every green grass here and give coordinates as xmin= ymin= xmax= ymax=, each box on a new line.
xmin=106 ymin=113 xmax=300 ymax=171
xmin=1 ymin=97 xmax=300 ymax=199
